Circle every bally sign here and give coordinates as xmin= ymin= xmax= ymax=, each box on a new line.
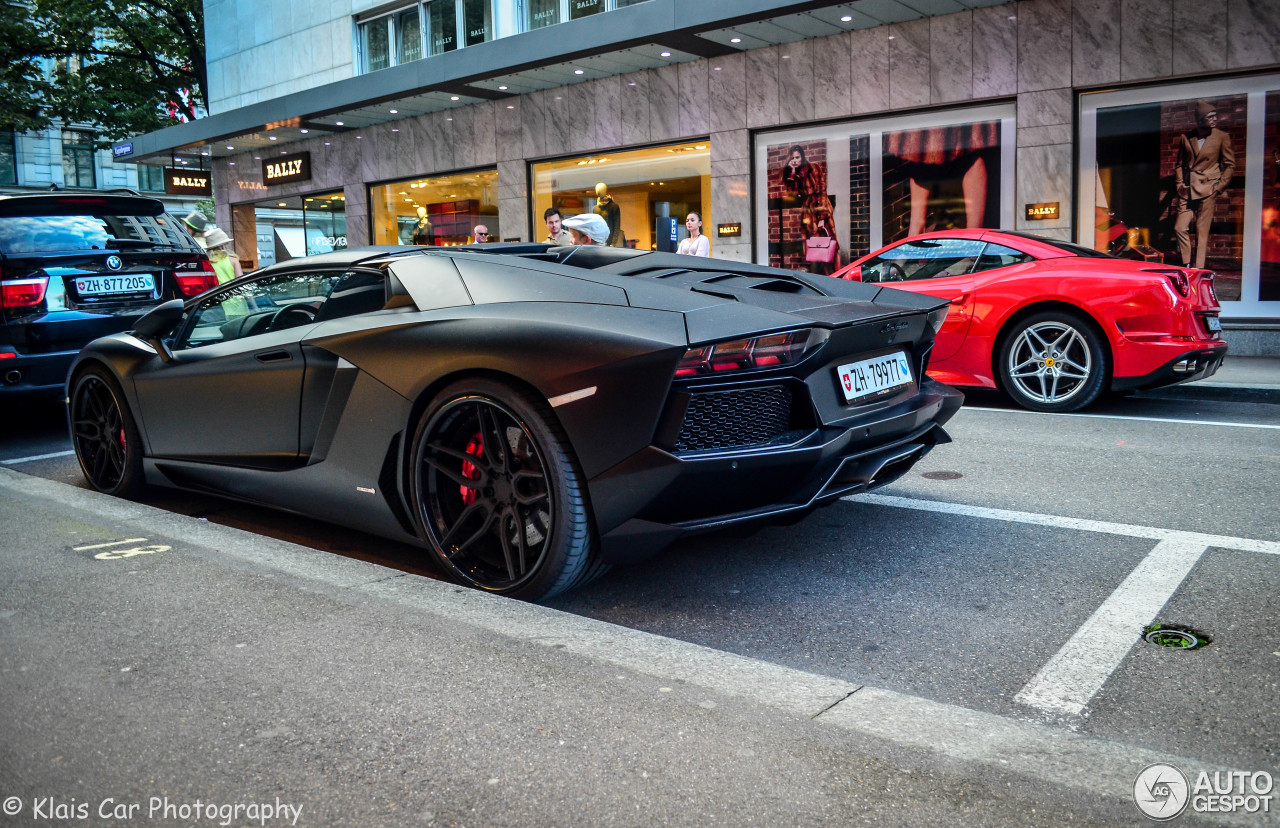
xmin=163 ymin=167 xmax=212 ymax=196
xmin=1025 ymin=202 xmax=1060 ymax=221
xmin=262 ymin=152 xmax=312 ymax=186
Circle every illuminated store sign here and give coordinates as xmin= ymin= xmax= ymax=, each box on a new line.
xmin=163 ymin=167 xmax=212 ymax=196
xmin=717 ymin=222 xmax=742 ymax=237
xmin=1025 ymin=202 xmax=1060 ymax=220
xmin=262 ymin=152 xmax=312 ymax=186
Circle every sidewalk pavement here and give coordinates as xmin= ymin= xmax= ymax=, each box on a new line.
xmin=0 ymin=466 xmax=1229 ymax=827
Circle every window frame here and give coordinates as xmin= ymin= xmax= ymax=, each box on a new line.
xmin=0 ymin=131 xmax=16 ymax=187
xmin=174 ymin=269 xmax=345 ymax=351
xmin=61 ymin=129 xmax=96 ymax=189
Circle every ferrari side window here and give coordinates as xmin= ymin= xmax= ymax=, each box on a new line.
xmin=974 ymin=243 xmax=1035 ymax=273
xmin=177 ymin=271 xmax=340 ymax=349
xmin=865 ymin=238 xmax=985 ymax=282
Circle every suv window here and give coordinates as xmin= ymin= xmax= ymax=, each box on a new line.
xmin=862 ymin=238 xmax=986 ymax=282
xmin=0 ymin=212 xmax=198 ymax=254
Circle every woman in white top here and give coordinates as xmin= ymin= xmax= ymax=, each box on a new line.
xmin=677 ymin=211 xmax=710 ymax=257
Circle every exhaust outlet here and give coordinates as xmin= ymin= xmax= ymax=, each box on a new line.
xmin=4 ymin=370 xmax=21 ymax=385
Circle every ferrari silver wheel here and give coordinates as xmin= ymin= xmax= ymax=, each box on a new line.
xmin=999 ymin=312 xmax=1108 ymax=413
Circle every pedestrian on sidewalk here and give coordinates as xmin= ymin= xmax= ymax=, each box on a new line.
xmin=562 ymin=213 xmax=610 ymax=246
xmin=677 ymin=211 xmax=711 ymax=257
xmin=203 ymin=227 xmax=242 ymax=283
xmin=544 ymin=207 xmax=573 ymax=246
xmin=473 ymin=224 xmax=491 ymax=244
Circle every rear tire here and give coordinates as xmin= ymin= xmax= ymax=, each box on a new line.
xmin=409 ymin=379 xmax=602 ymax=601
xmin=70 ymin=365 xmax=145 ymax=497
xmin=998 ymin=311 xmax=1108 ymax=413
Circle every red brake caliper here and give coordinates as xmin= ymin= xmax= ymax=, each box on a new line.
xmin=459 ymin=432 xmax=483 ymax=505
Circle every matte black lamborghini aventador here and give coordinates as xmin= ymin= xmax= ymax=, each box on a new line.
xmin=68 ymin=244 xmax=962 ymax=600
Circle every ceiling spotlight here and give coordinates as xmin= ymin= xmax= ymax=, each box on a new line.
xmin=498 ymin=85 xmax=508 ymax=90
xmin=660 ymin=51 xmax=671 ymax=57
xmin=628 ymin=81 xmax=636 ymax=86
xmin=841 ymin=15 xmax=852 ymax=22
xmin=335 ymin=121 xmax=344 ymax=126
xmin=277 ymin=202 xmax=286 ymax=207
xmin=254 ymin=156 xmax=261 ymax=160
xmin=324 ymin=142 xmax=330 ymax=146
xmin=228 ymin=161 xmax=235 ymax=166
xmin=450 ymin=95 xmax=460 ymax=101
xmin=268 ymin=136 xmax=278 ymax=140
xmin=574 ymin=69 xmax=584 ymax=75
xmin=713 ymin=66 xmax=721 ymax=71
xmin=392 ymin=128 xmax=399 ymax=132
xmin=300 ymin=128 xmax=309 ymax=133
xmin=507 ymin=105 xmax=515 ymax=109
xmin=730 ymin=37 xmax=741 ymax=43
xmin=446 ymin=117 xmax=453 ymax=121
xmin=200 ymin=151 xmax=209 ymax=156
xmin=226 ymin=145 xmax=234 ymax=150
xmin=389 ymin=108 xmax=398 ymax=113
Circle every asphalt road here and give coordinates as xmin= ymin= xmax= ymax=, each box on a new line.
xmin=3 ymin=386 xmax=1278 ymax=817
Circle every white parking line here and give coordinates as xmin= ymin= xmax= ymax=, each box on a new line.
xmin=965 ymin=406 xmax=1280 ymax=430
xmin=1013 ymin=539 xmax=1208 ymax=716
xmin=847 ymin=493 xmax=1280 ymax=718
xmin=1 ymin=450 xmax=75 ymax=465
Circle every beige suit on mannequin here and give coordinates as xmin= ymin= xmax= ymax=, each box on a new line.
xmin=1174 ymin=101 xmax=1235 ymax=269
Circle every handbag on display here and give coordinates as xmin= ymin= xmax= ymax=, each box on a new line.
xmin=804 ymin=231 xmax=839 ymax=264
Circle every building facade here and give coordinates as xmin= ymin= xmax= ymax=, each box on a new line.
xmin=126 ymin=0 xmax=1280 ymax=352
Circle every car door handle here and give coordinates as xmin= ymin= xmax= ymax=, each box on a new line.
xmin=254 ymin=349 xmax=292 ymax=364
xmin=949 ymin=293 xmax=970 ymax=306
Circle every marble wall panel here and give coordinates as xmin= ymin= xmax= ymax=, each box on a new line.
xmin=930 ymin=12 xmax=973 ymax=103
xmin=1172 ymin=0 xmax=1227 ymax=73
xmin=711 ymin=130 xmax=749 ymax=164
xmin=711 ymin=175 xmax=751 ymax=242
xmin=778 ymin=39 xmax=816 ymax=126
xmin=710 ymin=156 xmax=749 ymax=178
xmin=814 ymin=32 xmax=853 ymax=120
xmin=620 ymin=72 xmax=652 ymax=146
xmin=1017 ymin=124 xmax=1073 ymax=146
xmin=408 ymin=114 xmax=437 ymax=175
xmin=521 ymin=90 xmax=548 ymax=160
xmin=474 ymin=102 xmax=497 ymax=166
xmin=850 ymin=28 xmax=890 ymax=113
xmin=710 ymin=241 xmax=751 ymax=262
xmin=1018 ymin=89 xmax=1073 ymax=127
xmin=1227 ymin=0 xmax=1280 ymax=69
xmin=431 ymin=112 xmax=457 ymax=172
xmin=544 ymin=89 xmax=574 ymax=157
xmin=1120 ymin=0 xmax=1173 ymax=80
xmin=649 ymin=65 xmax=681 ymax=141
xmin=497 ymin=159 xmax=526 ymax=202
xmin=357 ymin=128 xmax=383 ymax=184
xmin=452 ymin=106 xmax=477 ymax=169
xmin=496 ymin=99 xmax=522 ymax=162
xmin=678 ymin=61 xmax=710 ymax=137
xmin=1018 ymin=0 xmax=1072 ymax=92
xmin=597 ymin=76 xmax=623 ymax=149
xmin=746 ymin=46 xmax=780 ymax=128
xmin=499 ymin=197 xmax=527 ymax=243
xmin=889 ymin=20 xmax=931 ymax=109
xmin=567 ymin=82 xmax=597 ymax=154
xmin=709 ymin=53 xmax=746 ymax=134
xmin=1015 ymin=143 xmax=1071 ymax=232
xmin=343 ymin=182 xmax=369 ymax=247
xmin=230 ymin=203 xmax=257 ymax=265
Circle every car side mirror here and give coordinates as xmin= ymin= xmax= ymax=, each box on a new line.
xmin=133 ymin=299 xmax=185 ymax=362
xmin=843 ymin=265 xmax=863 ymax=282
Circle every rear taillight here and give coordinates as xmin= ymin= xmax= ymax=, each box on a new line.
xmin=1 ymin=277 xmax=50 ymax=308
xmin=176 ymin=259 xmax=219 ymax=296
xmin=1167 ymin=272 xmax=1190 ymax=297
xmin=676 ymin=329 xmax=826 ymax=377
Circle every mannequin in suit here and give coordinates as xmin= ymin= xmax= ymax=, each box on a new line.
xmin=410 ymin=206 xmax=434 ymax=245
xmin=593 ymin=182 xmax=626 ymax=247
xmin=1174 ymin=100 xmax=1235 ymax=269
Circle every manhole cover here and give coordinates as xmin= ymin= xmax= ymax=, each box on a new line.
xmin=1143 ymin=623 xmax=1210 ymax=650
xmin=921 ymin=471 xmax=963 ymax=480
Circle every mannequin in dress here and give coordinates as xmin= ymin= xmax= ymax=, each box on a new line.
xmin=593 ymin=182 xmax=625 ymax=247
xmin=410 ymin=205 xmax=434 ymax=245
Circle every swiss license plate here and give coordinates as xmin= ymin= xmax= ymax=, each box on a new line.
xmin=836 ymin=351 xmax=913 ymax=403
xmin=76 ymin=274 xmax=155 ymax=296
xmin=1205 ymin=315 xmax=1222 ymax=332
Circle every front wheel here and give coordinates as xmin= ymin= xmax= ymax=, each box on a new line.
xmin=409 ymin=379 xmax=601 ymax=601
xmin=70 ymin=365 xmax=145 ymax=497
xmin=998 ymin=312 xmax=1108 ymax=413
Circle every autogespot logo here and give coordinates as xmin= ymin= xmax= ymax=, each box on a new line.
xmin=105 ymin=255 xmax=122 ymax=271
xmin=1135 ymin=763 xmax=1190 ymax=821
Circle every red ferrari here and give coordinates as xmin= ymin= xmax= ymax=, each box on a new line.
xmin=831 ymin=230 xmax=1227 ymax=412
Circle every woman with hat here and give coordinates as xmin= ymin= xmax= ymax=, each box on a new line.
xmin=203 ymin=227 xmax=243 ymax=284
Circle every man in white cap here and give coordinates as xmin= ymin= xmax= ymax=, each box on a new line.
xmin=562 ymin=213 xmax=611 ymax=246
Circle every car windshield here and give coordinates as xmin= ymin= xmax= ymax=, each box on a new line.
xmin=1002 ymin=232 xmax=1115 ymax=259
xmin=0 ymin=212 xmax=196 ymax=254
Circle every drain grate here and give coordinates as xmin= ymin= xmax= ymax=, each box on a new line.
xmin=921 ymin=471 xmax=963 ymax=480
xmin=1143 ymin=623 xmax=1211 ymax=650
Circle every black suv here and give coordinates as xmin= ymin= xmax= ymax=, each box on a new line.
xmin=0 ymin=192 xmax=215 ymax=395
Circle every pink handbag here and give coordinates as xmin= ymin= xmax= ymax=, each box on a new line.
xmin=804 ymin=233 xmax=839 ymax=264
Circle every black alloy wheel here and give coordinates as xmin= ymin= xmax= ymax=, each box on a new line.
xmin=70 ymin=366 xmax=144 ymax=497
xmin=410 ymin=379 xmax=600 ymax=600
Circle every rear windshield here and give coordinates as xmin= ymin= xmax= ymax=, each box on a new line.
xmin=0 ymin=212 xmax=199 ymax=254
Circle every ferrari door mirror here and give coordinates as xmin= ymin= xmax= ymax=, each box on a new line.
xmin=133 ymin=299 xmax=185 ymax=362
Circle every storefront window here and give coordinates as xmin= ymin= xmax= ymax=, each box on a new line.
xmin=428 ymin=0 xmax=458 ymax=55
xmin=531 ymin=143 xmax=710 ymax=251
xmin=526 ymin=0 xmax=559 ymax=30
xmin=397 ymin=8 xmax=423 ymax=64
xmin=754 ymin=106 xmax=1014 ymax=275
xmin=369 ymin=169 xmax=499 ymax=246
xmin=360 ymin=16 xmax=391 ymax=72
xmin=0 ymin=132 xmax=16 ymax=187
xmin=1079 ymin=75 xmax=1280 ymax=311
xmin=244 ymin=192 xmax=347 ymax=269
xmin=462 ymin=0 xmax=491 ymax=47
xmin=570 ymin=0 xmax=603 ymax=19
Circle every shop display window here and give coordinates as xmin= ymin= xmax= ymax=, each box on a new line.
xmin=369 ymin=169 xmax=499 ymax=246
xmin=238 ymin=192 xmax=347 ymax=270
xmin=754 ymin=106 xmax=1015 ymax=275
xmin=1079 ymin=74 xmax=1280 ymax=310
xmin=531 ymin=143 xmax=710 ymax=251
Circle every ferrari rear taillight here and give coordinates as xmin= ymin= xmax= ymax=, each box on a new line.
xmin=1 ymin=277 xmax=49 ymax=308
xmin=1167 ymin=272 xmax=1190 ymax=297
xmin=676 ymin=329 xmax=825 ymax=377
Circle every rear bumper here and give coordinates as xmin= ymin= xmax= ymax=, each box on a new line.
xmin=0 ymin=349 xmax=77 ymax=396
xmin=1110 ymin=344 xmax=1228 ymax=392
xmin=591 ymin=378 xmax=963 ymax=563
